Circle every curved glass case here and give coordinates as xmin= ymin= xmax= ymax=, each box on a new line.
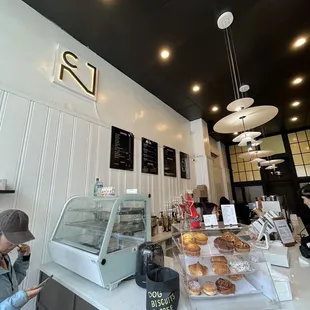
xmin=50 ymin=195 xmax=151 ymax=290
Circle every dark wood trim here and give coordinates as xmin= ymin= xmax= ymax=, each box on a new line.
xmin=225 ymin=145 xmax=236 ymax=202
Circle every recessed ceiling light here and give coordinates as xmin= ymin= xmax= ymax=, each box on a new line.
xmin=192 ymin=85 xmax=200 ymax=92
xmin=234 ymin=132 xmax=238 ymax=135
xmin=291 ymin=117 xmax=298 ymax=122
xmin=160 ymin=49 xmax=170 ymax=59
xmin=212 ymin=106 xmax=219 ymax=112
xmin=292 ymin=77 xmax=303 ymax=85
xmin=293 ymin=37 xmax=307 ymax=48
xmin=292 ymin=101 xmax=300 ymax=107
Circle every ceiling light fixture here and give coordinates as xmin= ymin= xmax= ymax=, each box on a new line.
xmin=212 ymin=106 xmax=219 ymax=112
xmin=292 ymin=101 xmax=300 ymax=107
xmin=233 ymin=132 xmax=238 ymax=135
xmin=293 ymin=37 xmax=307 ymax=48
xmin=192 ymin=85 xmax=200 ymax=92
xmin=292 ymin=77 xmax=303 ymax=85
xmin=160 ymin=49 xmax=170 ymax=59
xmin=291 ymin=117 xmax=298 ymax=122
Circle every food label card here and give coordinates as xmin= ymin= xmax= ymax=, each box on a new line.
xmin=273 ymin=218 xmax=295 ymax=247
xmin=221 ymin=204 xmax=238 ymax=226
xmin=203 ymin=214 xmax=218 ymax=226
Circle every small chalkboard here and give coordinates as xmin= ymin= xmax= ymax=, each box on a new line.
xmin=163 ymin=146 xmax=176 ymax=177
xmin=110 ymin=126 xmax=134 ymax=171
xmin=141 ymin=138 xmax=158 ymax=175
xmin=180 ymin=152 xmax=190 ymax=179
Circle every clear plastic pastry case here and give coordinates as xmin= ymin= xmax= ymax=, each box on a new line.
xmin=171 ymin=223 xmax=281 ymax=310
xmin=49 ymin=194 xmax=151 ymax=290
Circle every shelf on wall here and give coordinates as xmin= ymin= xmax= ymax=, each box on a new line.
xmin=0 ymin=190 xmax=15 ymax=194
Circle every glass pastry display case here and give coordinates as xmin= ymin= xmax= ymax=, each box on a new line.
xmin=171 ymin=224 xmax=281 ymax=310
xmin=49 ymin=194 xmax=151 ymax=290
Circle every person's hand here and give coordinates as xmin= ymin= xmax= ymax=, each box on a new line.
xmin=25 ymin=287 xmax=42 ymax=300
xmin=18 ymin=244 xmax=30 ymax=256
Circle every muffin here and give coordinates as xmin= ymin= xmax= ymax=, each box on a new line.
xmin=218 ymin=240 xmax=234 ymax=254
xmin=214 ymin=237 xmax=225 ymax=249
xmin=194 ymin=232 xmax=208 ymax=245
xmin=222 ymin=232 xmax=237 ymax=244
xmin=184 ymin=242 xmax=201 ymax=256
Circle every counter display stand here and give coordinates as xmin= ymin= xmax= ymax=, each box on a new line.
xmin=171 ymin=223 xmax=281 ymax=310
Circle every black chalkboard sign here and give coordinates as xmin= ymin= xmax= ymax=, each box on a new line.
xmin=180 ymin=152 xmax=190 ymax=179
xmin=142 ymin=138 xmax=158 ymax=175
xmin=110 ymin=126 xmax=134 ymax=171
xmin=163 ymin=146 xmax=176 ymax=177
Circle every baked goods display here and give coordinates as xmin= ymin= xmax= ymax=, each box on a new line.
xmin=188 ymin=280 xmax=202 ymax=295
xmin=202 ymin=281 xmax=217 ymax=296
xmin=215 ymin=278 xmax=236 ymax=295
xmin=194 ymin=232 xmax=208 ymax=245
xmin=184 ymin=242 xmax=201 ymax=256
xmin=188 ymin=262 xmax=208 ymax=276
xmin=228 ymin=274 xmax=243 ymax=281
xmin=177 ymin=229 xmax=260 ymax=300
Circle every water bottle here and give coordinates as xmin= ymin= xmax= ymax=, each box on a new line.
xmin=94 ymin=178 xmax=103 ymax=196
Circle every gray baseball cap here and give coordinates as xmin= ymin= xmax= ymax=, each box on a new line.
xmin=0 ymin=210 xmax=35 ymax=244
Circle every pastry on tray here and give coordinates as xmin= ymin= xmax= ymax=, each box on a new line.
xmin=181 ymin=233 xmax=195 ymax=245
xmin=210 ymin=256 xmax=227 ymax=264
xmin=228 ymin=274 xmax=243 ymax=281
xmin=215 ymin=278 xmax=236 ymax=295
xmin=194 ymin=232 xmax=208 ymax=245
xmin=188 ymin=280 xmax=202 ymax=295
xmin=182 ymin=237 xmax=195 ymax=246
xmin=234 ymin=240 xmax=250 ymax=253
xmin=214 ymin=237 xmax=226 ymax=248
xmin=188 ymin=262 xmax=208 ymax=276
xmin=217 ymin=240 xmax=234 ymax=254
xmin=184 ymin=242 xmax=201 ymax=256
xmin=222 ymin=232 xmax=238 ymax=244
xmin=212 ymin=262 xmax=230 ymax=275
xmin=202 ymin=281 xmax=217 ymax=296
xmin=229 ymin=257 xmax=254 ymax=273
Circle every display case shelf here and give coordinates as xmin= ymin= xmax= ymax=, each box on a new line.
xmin=171 ymin=224 xmax=281 ymax=310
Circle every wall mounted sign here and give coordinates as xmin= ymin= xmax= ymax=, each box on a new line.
xmin=53 ymin=45 xmax=98 ymax=101
xmin=163 ymin=146 xmax=176 ymax=177
xmin=110 ymin=126 xmax=134 ymax=171
xmin=141 ymin=138 xmax=158 ymax=175
xmin=180 ymin=152 xmax=190 ymax=179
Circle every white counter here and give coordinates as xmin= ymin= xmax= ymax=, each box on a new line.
xmin=40 ymin=246 xmax=310 ymax=310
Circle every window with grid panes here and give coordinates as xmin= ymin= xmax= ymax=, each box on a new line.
xmin=229 ymin=144 xmax=261 ymax=182
xmin=288 ymin=130 xmax=310 ymax=177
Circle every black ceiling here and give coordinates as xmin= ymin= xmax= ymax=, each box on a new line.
xmin=23 ymin=0 xmax=310 ymax=144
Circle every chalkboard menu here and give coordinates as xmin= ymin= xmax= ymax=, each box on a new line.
xmin=141 ymin=138 xmax=158 ymax=175
xmin=163 ymin=146 xmax=177 ymax=177
xmin=110 ymin=126 xmax=134 ymax=171
xmin=180 ymin=152 xmax=190 ymax=179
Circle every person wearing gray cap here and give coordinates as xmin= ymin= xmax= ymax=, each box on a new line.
xmin=0 ymin=209 xmax=41 ymax=309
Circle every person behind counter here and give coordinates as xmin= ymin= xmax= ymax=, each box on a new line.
xmin=0 ymin=210 xmax=41 ymax=310
xmin=200 ymin=202 xmax=220 ymax=221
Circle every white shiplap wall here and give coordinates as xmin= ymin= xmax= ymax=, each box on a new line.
xmin=0 ymin=89 xmax=195 ymax=309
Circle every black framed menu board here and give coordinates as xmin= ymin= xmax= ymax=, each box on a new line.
xmin=141 ymin=138 xmax=158 ymax=175
xmin=180 ymin=152 xmax=190 ymax=179
xmin=110 ymin=126 xmax=134 ymax=171
xmin=163 ymin=146 xmax=177 ymax=177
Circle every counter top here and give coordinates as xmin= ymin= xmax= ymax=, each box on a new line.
xmin=40 ymin=258 xmax=190 ymax=310
xmin=41 ymin=246 xmax=310 ymax=310
xmin=151 ymin=231 xmax=172 ymax=243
